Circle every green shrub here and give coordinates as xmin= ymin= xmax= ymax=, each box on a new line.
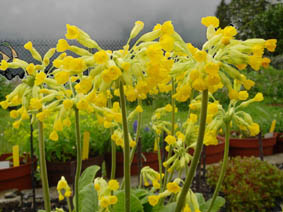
xmin=246 ymin=66 xmax=283 ymax=103
xmin=140 ymin=127 xmax=156 ymax=153
xmin=207 ymin=156 xmax=283 ymax=212
xmin=44 ymin=112 xmax=110 ymax=162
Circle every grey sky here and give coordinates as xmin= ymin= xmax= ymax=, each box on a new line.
xmin=0 ymin=0 xmax=222 ymax=44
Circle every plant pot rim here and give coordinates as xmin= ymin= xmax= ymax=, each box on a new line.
xmin=0 ymin=153 xmax=35 ymax=171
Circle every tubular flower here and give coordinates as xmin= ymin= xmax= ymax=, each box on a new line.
xmin=0 ymin=60 xmax=8 ymax=71
xmin=49 ymin=130 xmax=59 ymax=141
xmin=56 ymin=39 xmax=70 ymax=52
xmin=65 ymin=24 xmax=80 ymax=39
xmin=94 ymin=50 xmax=109 ymax=64
xmin=165 ymin=135 xmax=176 ymax=145
xmin=201 ymin=16 xmax=219 ymax=28
xmin=57 ymin=176 xmax=72 ymax=201
xmin=253 ymin=92 xmax=264 ymax=102
xmin=238 ymin=91 xmax=249 ymax=100
xmin=167 ymin=182 xmax=181 ymax=194
xmin=34 ymin=72 xmax=46 ymax=86
xmin=108 ymin=179 xmax=119 ymax=191
xmin=29 ymin=98 xmax=42 ymax=110
xmin=249 ymin=123 xmax=260 ymax=136
xmin=264 ymin=39 xmax=277 ymax=52
xmin=148 ymin=195 xmax=160 ymax=206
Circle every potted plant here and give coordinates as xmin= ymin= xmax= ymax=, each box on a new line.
xmin=43 ymin=113 xmax=109 ymax=186
xmin=111 ymin=126 xmax=158 ymax=177
xmin=217 ymin=131 xmax=277 ymax=157
xmin=0 ymin=120 xmax=36 ymax=191
xmin=207 ymin=156 xmax=283 ymax=211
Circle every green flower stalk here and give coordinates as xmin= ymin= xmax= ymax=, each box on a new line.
xmin=175 ymin=89 xmax=208 ymax=212
xmin=38 ymin=121 xmax=51 ymax=212
xmin=74 ymin=107 xmax=82 ymax=211
xmin=207 ymin=120 xmax=230 ymax=212
xmin=119 ymin=80 xmax=131 ymax=212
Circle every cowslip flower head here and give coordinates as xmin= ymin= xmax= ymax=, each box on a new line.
xmin=201 ymin=16 xmax=219 ymax=28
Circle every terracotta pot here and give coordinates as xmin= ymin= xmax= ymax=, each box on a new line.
xmin=106 ymin=152 xmax=159 ymax=178
xmin=217 ymin=134 xmax=277 ymax=157
xmin=0 ymin=153 xmax=36 ymax=191
xmin=274 ymin=132 xmax=283 ymax=153
xmin=47 ymin=155 xmax=104 ymax=186
xmin=188 ymin=142 xmax=225 ymax=164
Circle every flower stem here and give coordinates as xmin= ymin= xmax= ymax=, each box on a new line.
xmin=74 ymin=107 xmax=82 ymax=211
xmin=175 ymin=89 xmax=208 ymax=212
xmin=38 ymin=121 xmax=51 ymax=212
xmin=108 ymin=99 xmax=116 ymax=179
xmin=207 ymin=121 xmax=230 ymax=212
xmin=67 ymin=197 xmax=72 ymax=212
xmin=119 ymin=80 xmax=131 ymax=212
xmin=162 ymin=79 xmax=176 ymax=191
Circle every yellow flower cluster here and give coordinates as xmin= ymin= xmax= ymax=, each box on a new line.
xmin=57 ymin=176 xmax=72 ymax=201
xmin=94 ymin=178 xmax=119 ymax=209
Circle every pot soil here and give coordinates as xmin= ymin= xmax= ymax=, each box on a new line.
xmin=217 ymin=134 xmax=277 ymax=157
xmin=189 ymin=142 xmax=225 ymax=164
xmin=46 ymin=155 xmax=104 ymax=186
xmin=106 ymin=152 xmax=159 ymax=178
xmin=0 ymin=153 xmax=36 ymax=191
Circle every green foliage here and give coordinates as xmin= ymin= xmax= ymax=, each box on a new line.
xmin=0 ymin=75 xmax=13 ymax=101
xmin=246 ymin=66 xmax=283 ymax=102
xmin=44 ymin=112 xmax=110 ymax=162
xmin=110 ymin=191 xmax=144 ymax=212
xmin=207 ymin=156 xmax=283 ymax=211
xmin=216 ymin=0 xmax=282 ymax=55
xmin=249 ymin=3 xmax=283 ymax=55
xmin=75 ymin=165 xmax=100 ymax=212
xmin=196 ymin=193 xmax=226 ymax=212
xmin=140 ymin=127 xmax=156 ymax=153
xmin=1 ymin=118 xmax=31 ymax=155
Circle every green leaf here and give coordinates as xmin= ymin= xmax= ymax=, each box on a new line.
xmin=110 ymin=190 xmax=144 ymax=212
xmin=199 ymin=196 xmax=225 ymax=212
xmin=79 ymin=183 xmax=99 ymax=212
xmin=153 ymin=202 xmax=176 ymax=212
xmin=78 ymin=165 xmax=100 ymax=192
xmin=195 ymin=193 xmax=206 ymax=206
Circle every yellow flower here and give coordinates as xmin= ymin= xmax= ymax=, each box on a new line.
xmin=130 ymin=140 xmax=136 ymax=147
xmin=1 ymin=100 xmax=9 ymax=109
xmin=63 ymin=99 xmax=73 ymax=110
xmin=56 ymin=39 xmax=69 ymax=52
xmin=63 ymin=118 xmax=71 ymax=127
xmin=136 ymin=105 xmax=143 ymax=113
xmin=76 ymin=98 xmax=89 ymax=110
xmin=148 ymin=195 xmax=160 ymax=206
xmin=54 ymin=119 xmax=63 ymax=131
xmin=192 ymin=78 xmax=207 ymax=91
xmin=228 ymin=89 xmax=238 ymax=100
xmin=205 ymin=62 xmax=219 ymax=75
xmin=243 ymin=79 xmax=255 ymax=90
xmin=207 ymin=103 xmax=218 ymax=115
xmin=201 ymin=16 xmax=219 ymax=28
xmin=34 ymin=72 xmax=46 ymax=86
xmin=94 ymin=183 xmax=100 ymax=191
xmin=152 ymin=180 xmax=160 ymax=189
xmin=100 ymin=196 xmax=110 ymax=208
xmin=55 ymin=71 xmax=70 ymax=85
xmin=165 ymin=135 xmax=176 ymax=145
xmin=65 ymin=24 xmax=80 ymax=39
xmin=193 ymin=50 xmax=207 ymax=62
xmin=0 ymin=60 xmax=8 ymax=71
xmin=223 ymin=26 xmax=237 ymax=37
xmin=160 ymin=34 xmax=174 ymax=52
xmin=167 ymin=182 xmax=181 ymax=194
xmin=10 ymin=110 xmax=19 ymax=119
xmin=264 ymin=39 xmax=277 ymax=52
xmin=94 ymin=50 xmax=108 ymax=64
xmin=236 ymin=64 xmax=247 ymax=70
xmin=261 ymin=57 xmax=271 ymax=68
xmin=164 ymin=104 xmax=173 ymax=112
xmin=130 ymin=20 xmax=144 ymax=38
xmin=36 ymin=110 xmax=49 ymax=122
xmin=253 ymin=92 xmax=264 ymax=102
xmin=249 ymin=123 xmax=260 ymax=136
xmin=183 ymin=204 xmax=192 ymax=212
xmin=248 ymin=55 xmax=262 ymax=71
xmin=189 ymin=113 xmax=198 ymax=123
xmin=109 ymin=195 xmax=118 ymax=205
xmin=108 ymin=179 xmax=119 ymax=191
xmin=13 ymin=120 xmax=21 ymax=129
xmin=24 ymin=41 xmax=33 ymax=51
xmin=49 ymin=130 xmax=58 ymax=141
xmin=238 ymin=91 xmax=249 ymax=100
xmin=161 ymin=20 xmax=174 ymax=35
xmin=29 ymin=98 xmax=42 ymax=110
